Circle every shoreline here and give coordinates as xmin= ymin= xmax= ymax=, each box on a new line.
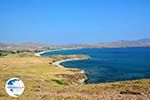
xmin=35 ymin=48 xmax=89 ymax=83
xmin=53 ymin=58 xmax=85 ymax=68
xmin=53 ymin=57 xmax=89 ymax=83
xmin=35 ymin=47 xmax=83 ymax=56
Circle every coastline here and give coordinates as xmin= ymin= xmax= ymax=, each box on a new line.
xmin=52 ymin=57 xmax=89 ymax=83
xmin=53 ymin=58 xmax=86 ymax=68
xmin=0 ymin=53 xmax=149 ymax=99
xmin=35 ymin=47 xmax=83 ymax=56
xmin=35 ymin=49 xmax=89 ymax=84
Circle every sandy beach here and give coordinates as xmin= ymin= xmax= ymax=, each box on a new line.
xmin=53 ymin=58 xmax=84 ymax=68
xmin=35 ymin=47 xmax=83 ymax=56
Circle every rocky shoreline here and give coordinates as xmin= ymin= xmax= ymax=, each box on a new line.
xmin=51 ymin=55 xmax=90 ymax=84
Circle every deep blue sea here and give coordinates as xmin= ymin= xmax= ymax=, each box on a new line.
xmin=42 ymin=47 xmax=150 ymax=84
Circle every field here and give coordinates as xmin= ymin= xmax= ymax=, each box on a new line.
xmin=0 ymin=52 xmax=149 ymax=100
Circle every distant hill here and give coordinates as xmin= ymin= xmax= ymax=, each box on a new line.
xmin=94 ymin=39 xmax=150 ymax=48
xmin=0 ymin=38 xmax=150 ymax=50
xmin=135 ymin=38 xmax=150 ymax=42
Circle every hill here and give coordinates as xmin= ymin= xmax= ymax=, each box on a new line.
xmin=1 ymin=39 xmax=150 ymax=51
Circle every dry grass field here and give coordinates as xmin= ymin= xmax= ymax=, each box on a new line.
xmin=0 ymin=53 xmax=149 ymax=100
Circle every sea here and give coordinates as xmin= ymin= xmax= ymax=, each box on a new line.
xmin=41 ymin=47 xmax=150 ymax=84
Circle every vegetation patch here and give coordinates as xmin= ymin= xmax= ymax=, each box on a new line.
xmin=120 ymin=90 xmax=141 ymax=95
xmin=51 ymin=79 xmax=69 ymax=85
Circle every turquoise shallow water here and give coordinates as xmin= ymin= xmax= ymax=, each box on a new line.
xmin=42 ymin=47 xmax=150 ymax=84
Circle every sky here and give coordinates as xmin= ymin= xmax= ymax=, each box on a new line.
xmin=0 ymin=0 xmax=150 ymax=44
